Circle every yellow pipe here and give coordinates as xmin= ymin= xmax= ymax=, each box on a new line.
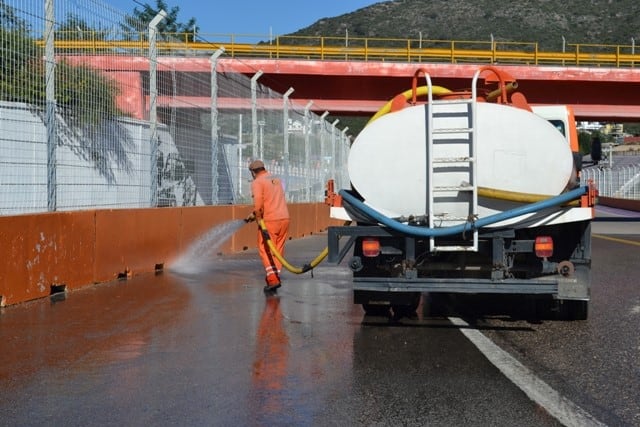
xmin=367 ymin=85 xmax=453 ymax=124
xmin=257 ymin=219 xmax=329 ymax=274
xmin=479 ymin=187 xmax=579 ymax=206
xmin=369 ymin=80 xmax=517 ymax=127
xmin=485 ymin=82 xmax=518 ymax=102
xmin=478 ymin=186 xmax=551 ymax=203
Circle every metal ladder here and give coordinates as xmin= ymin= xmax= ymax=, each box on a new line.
xmin=424 ymin=72 xmax=480 ymax=252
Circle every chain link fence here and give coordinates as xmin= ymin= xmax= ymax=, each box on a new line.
xmin=0 ymin=0 xmax=350 ymax=216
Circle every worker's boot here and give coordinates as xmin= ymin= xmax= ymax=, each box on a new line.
xmin=263 ymin=273 xmax=281 ymax=293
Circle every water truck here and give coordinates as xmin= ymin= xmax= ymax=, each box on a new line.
xmin=325 ymin=66 xmax=597 ymax=320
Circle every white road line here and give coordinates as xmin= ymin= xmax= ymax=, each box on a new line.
xmin=448 ymin=316 xmax=607 ymax=427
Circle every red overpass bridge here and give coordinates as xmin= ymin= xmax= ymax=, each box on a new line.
xmin=58 ymin=36 xmax=640 ymax=122
xmin=216 ymin=59 xmax=640 ymax=121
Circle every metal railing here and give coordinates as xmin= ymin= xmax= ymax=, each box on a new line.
xmin=45 ymin=33 xmax=640 ymax=68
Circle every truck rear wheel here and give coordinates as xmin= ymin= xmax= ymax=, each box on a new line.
xmin=362 ymin=304 xmax=391 ymax=317
xmin=562 ymin=300 xmax=589 ymax=321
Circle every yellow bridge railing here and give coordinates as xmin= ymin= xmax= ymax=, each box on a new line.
xmin=47 ymin=33 xmax=640 ymax=68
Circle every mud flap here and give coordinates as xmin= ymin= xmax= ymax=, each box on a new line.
xmin=557 ymin=264 xmax=590 ymax=300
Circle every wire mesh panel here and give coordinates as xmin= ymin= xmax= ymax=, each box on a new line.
xmin=0 ymin=0 xmax=350 ymax=216
xmin=213 ymin=55 xmax=349 ymax=205
xmin=582 ymin=163 xmax=640 ymax=200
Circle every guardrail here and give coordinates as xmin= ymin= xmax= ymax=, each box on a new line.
xmin=48 ymin=33 xmax=640 ymax=67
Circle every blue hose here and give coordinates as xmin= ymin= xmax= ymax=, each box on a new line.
xmin=339 ymin=186 xmax=588 ymax=237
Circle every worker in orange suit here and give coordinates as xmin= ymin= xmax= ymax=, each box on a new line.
xmin=245 ymin=159 xmax=290 ymax=293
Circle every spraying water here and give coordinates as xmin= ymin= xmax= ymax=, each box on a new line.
xmin=170 ymin=219 xmax=247 ymax=276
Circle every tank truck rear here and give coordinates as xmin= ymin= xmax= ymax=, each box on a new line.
xmin=325 ymin=66 xmax=597 ymax=320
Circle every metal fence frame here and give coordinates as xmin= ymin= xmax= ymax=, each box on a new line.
xmin=0 ymin=0 xmax=351 ymax=216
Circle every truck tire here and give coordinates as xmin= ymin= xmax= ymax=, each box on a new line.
xmin=425 ymin=293 xmax=449 ymax=317
xmin=362 ymin=304 xmax=391 ymax=317
xmin=391 ymin=293 xmax=422 ymax=320
xmin=563 ymin=300 xmax=589 ymax=321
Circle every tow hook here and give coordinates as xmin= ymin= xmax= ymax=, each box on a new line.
xmin=557 ymin=260 xmax=575 ymax=277
xmin=349 ymin=256 xmax=364 ymax=272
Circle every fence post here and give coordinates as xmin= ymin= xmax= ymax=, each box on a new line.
xmin=251 ymin=70 xmax=264 ymax=161
xmin=330 ymin=119 xmax=340 ymax=182
xmin=304 ymin=100 xmax=314 ymax=201
xmin=45 ymin=0 xmax=57 ymax=211
xmin=339 ymin=127 xmax=349 ymax=187
xmin=319 ymin=111 xmax=329 ymax=187
xmin=283 ymin=87 xmax=294 ymax=191
xmin=210 ymin=47 xmax=225 ymax=205
xmin=148 ymin=10 xmax=167 ymax=207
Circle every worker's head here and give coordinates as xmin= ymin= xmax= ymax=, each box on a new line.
xmin=249 ymin=159 xmax=265 ymax=177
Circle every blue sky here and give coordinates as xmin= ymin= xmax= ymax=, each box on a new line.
xmin=106 ymin=0 xmax=386 ymax=37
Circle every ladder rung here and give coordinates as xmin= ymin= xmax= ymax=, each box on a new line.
xmin=433 ymin=127 xmax=473 ymax=134
xmin=432 ymin=99 xmax=473 ymax=105
xmin=433 ymin=157 xmax=474 ymax=163
xmin=433 ymin=111 xmax=471 ymax=118
xmin=433 ymin=185 xmax=475 ymax=192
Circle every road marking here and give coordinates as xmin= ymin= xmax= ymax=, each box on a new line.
xmin=448 ymin=316 xmax=607 ymax=427
xmin=593 ymin=233 xmax=640 ymax=246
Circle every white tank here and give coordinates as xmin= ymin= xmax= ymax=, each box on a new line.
xmin=348 ymin=102 xmax=574 ymax=220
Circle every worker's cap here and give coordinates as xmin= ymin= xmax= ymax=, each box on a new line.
xmin=248 ymin=159 xmax=265 ymax=170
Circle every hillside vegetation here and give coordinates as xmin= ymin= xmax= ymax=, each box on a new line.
xmin=290 ymin=0 xmax=639 ymax=50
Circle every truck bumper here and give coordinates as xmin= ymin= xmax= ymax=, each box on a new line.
xmin=353 ymin=268 xmax=590 ymax=300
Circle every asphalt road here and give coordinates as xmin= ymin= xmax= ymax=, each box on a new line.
xmin=0 ymin=219 xmax=638 ymax=426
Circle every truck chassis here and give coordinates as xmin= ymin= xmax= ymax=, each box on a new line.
xmin=327 ymin=219 xmax=592 ymax=320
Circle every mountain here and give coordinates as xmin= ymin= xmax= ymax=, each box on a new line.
xmin=289 ymin=0 xmax=639 ymax=51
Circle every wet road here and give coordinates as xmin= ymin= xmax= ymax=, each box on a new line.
xmin=1 ymin=220 xmax=639 ymax=426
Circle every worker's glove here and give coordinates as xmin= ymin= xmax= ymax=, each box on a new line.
xmin=244 ymin=212 xmax=256 ymax=223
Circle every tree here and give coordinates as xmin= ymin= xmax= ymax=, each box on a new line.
xmin=578 ymin=131 xmax=592 ymax=155
xmin=0 ymin=0 xmax=27 ymax=31
xmin=0 ymin=2 xmax=123 ymax=123
xmin=623 ymin=123 xmax=640 ymax=136
xmin=56 ymin=60 xmax=123 ymax=125
xmin=56 ymin=13 xmax=110 ymax=41
xmin=591 ymin=134 xmax=602 ymax=164
xmin=120 ymin=0 xmax=199 ymax=42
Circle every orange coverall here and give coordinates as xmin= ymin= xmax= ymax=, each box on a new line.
xmin=251 ymin=170 xmax=290 ymax=287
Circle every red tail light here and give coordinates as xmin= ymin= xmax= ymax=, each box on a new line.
xmin=535 ymin=236 xmax=553 ymax=258
xmin=362 ymin=238 xmax=380 ymax=257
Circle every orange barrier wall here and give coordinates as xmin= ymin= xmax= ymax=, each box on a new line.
xmin=598 ymin=196 xmax=640 ymax=212
xmin=0 ymin=203 xmax=337 ymax=307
